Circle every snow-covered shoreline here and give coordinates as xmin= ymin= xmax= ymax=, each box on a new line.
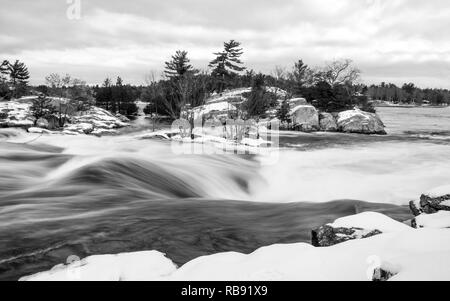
xmin=20 ymin=187 xmax=450 ymax=281
xmin=20 ymin=213 xmax=450 ymax=281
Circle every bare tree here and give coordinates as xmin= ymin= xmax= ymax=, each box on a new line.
xmin=317 ymin=59 xmax=361 ymax=86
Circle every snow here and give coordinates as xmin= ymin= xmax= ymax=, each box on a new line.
xmin=20 ymin=251 xmax=177 ymax=281
xmin=21 ymin=228 xmax=450 ymax=281
xmin=0 ymin=100 xmax=34 ymax=127
xmin=337 ymin=108 xmax=371 ymax=123
xmin=415 ymin=211 xmax=450 ymax=229
xmin=329 ymin=212 xmax=412 ymax=233
xmin=192 ymin=101 xmax=236 ymax=120
xmin=425 ymin=185 xmax=450 ymax=197
xmin=289 ymin=104 xmax=316 ymax=116
xmin=20 ymin=213 xmax=450 ymax=281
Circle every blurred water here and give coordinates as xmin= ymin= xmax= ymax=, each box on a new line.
xmin=0 ymin=106 xmax=448 ymax=280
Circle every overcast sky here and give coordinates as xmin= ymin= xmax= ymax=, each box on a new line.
xmin=1 ymin=0 xmax=449 ymax=88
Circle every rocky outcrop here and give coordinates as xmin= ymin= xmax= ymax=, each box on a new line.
xmin=291 ymin=105 xmax=319 ymax=132
xmin=337 ymin=109 xmax=386 ymax=135
xmin=319 ymin=112 xmax=338 ymax=132
xmin=36 ymin=118 xmax=49 ymax=129
xmin=64 ymin=107 xmax=128 ymax=135
xmin=311 ymin=212 xmax=411 ymax=247
xmin=288 ymin=98 xmax=308 ymax=108
xmin=312 ymin=225 xmax=382 ymax=247
xmin=410 ymin=187 xmax=450 ymax=229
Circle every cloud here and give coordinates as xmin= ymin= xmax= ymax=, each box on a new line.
xmin=0 ymin=0 xmax=449 ymax=87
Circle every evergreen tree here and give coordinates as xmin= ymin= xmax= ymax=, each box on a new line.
xmin=6 ymin=60 xmax=30 ymax=98
xmin=164 ymin=50 xmax=195 ymax=79
xmin=30 ymin=94 xmax=56 ymax=123
xmin=290 ymin=60 xmax=310 ymax=96
xmin=277 ymin=99 xmax=291 ymax=123
xmin=243 ymin=73 xmax=276 ymax=118
xmin=209 ymin=40 xmax=245 ymax=92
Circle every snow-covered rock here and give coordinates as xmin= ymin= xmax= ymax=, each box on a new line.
xmin=191 ymin=101 xmax=236 ymax=120
xmin=337 ymin=108 xmax=386 ymax=135
xmin=20 ymin=251 xmax=177 ymax=281
xmin=312 ymin=212 xmax=411 ymax=247
xmin=330 ymin=212 xmax=412 ymax=233
xmin=290 ymin=105 xmax=319 ymax=132
xmin=65 ymin=107 xmax=129 ymax=135
xmin=319 ymin=112 xmax=338 ymax=132
xmin=21 ymin=227 xmax=450 ymax=281
xmin=36 ymin=118 xmax=49 ymax=129
xmin=414 ymin=211 xmax=450 ymax=229
xmin=0 ymin=100 xmax=35 ymax=128
xmin=409 ymin=188 xmax=450 ymax=216
xmin=288 ymin=98 xmax=307 ymax=108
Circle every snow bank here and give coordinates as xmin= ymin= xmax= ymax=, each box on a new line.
xmin=20 ymin=251 xmax=177 ymax=281
xmin=21 ymin=229 xmax=450 ymax=281
xmin=329 ymin=212 xmax=411 ymax=233
xmin=0 ymin=101 xmax=34 ymax=127
xmin=192 ymin=101 xmax=237 ymax=120
xmin=20 ymin=212 xmax=450 ymax=281
xmin=415 ymin=211 xmax=450 ymax=229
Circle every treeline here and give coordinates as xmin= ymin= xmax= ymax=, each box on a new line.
xmin=2 ymin=41 xmax=450 ymax=120
xmin=368 ymin=82 xmax=450 ymax=105
xmin=141 ymin=41 xmax=374 ymax=120
xmin=94 ymin=77 xmax=139 ymax=115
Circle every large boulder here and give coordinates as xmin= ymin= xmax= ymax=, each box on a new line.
xmin=319 ymin=112 xmax=337 ymax=132
xmin=311 ymin=212 xmax=411 ymax=247
xmin=337 ymin=109 xmax=386 ymax=135
xmin=36 ymin=118 xmax=49 ymax=129
xmin=312 ymin=225 xmax=382 ymax=247
xmin=288 ymin=98 xmax=308 ymax=109
xmin=409 ymin=186 xmax=450 ymax=229
xmin=291 ymin=105 xmax=319 ymax=132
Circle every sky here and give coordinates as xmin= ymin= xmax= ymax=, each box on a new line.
xmin=1 ymin=0 xmax=449 ymax=88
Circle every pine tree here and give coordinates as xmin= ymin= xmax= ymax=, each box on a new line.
xmin=277 ymin=99 xmax=290 ymax=123
xmin=0 ymin=60 xmax=9 ymax=78
xmin=6 ymin=60 xmax=30 ymax=98
xmin=209 ymin=40 xmax=245 ymax=92
xmin=164 ymin=50 xmax=195 ymax=79
xmin=290 ymin=60 xmax=310 ymax=96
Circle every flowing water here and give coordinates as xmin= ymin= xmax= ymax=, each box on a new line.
xmin=0 ymin=106 xmax=449 ymax=280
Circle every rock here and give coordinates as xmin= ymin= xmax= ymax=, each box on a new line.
xmin=372 ymin=262 xmax=400 ymax=281
xmin=319 ymin=112 xmax=338 ymax=132
xmin=409 ymin=200 xmax=421 ymax=217
xmin=290 ymin=105 xmax=319 ymax=132
xmin=36 ymin=118 xmax=49 ymax=129
xmin=337 ymin=108 xmax=386 ymax=135
xmin=311 ymin=225 xmax=382 ymax=247
xmin=409 ymin=192 xmax=450 ymax=216
xmin=288 ymin=98 xmax=308 ymax=109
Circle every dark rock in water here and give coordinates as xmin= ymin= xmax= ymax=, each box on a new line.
xmin=409 ymin=200 xmax=421 ymax=216
xmin=421 ymin=194 xmax=450 ymax=212
xmin=372 ymin=267 xmax=397 ymax=281
xmin=409 ymin=194 xmax=450 ymax=216
xmin=311 ymin=225 xmax=382 ymax=247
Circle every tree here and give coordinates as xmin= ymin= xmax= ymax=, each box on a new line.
xmin=289 ymin=60 xmax=312 ymax=96
xmin=243 ymin=73 xmax=277 ymax=118
xmin=277 ymin=99 xmax=291 ymax=124
xmin=30 ymin=94 xmax=56 ymax=123
xmin=164 ymin=50 xmax=195 ymax=79
xmin=0 ymin=61 xmax=11 ymax=100
xmin=209 ymin=40 xmax=245 ymax=92
xmin=316 ymin=59 xmax=360 ymax=86
xmin=5 ymin=60 xmax=30 ymax=98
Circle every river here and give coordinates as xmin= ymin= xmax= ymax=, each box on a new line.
xmin=0 ymin=106 xmax=449 ymax=280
